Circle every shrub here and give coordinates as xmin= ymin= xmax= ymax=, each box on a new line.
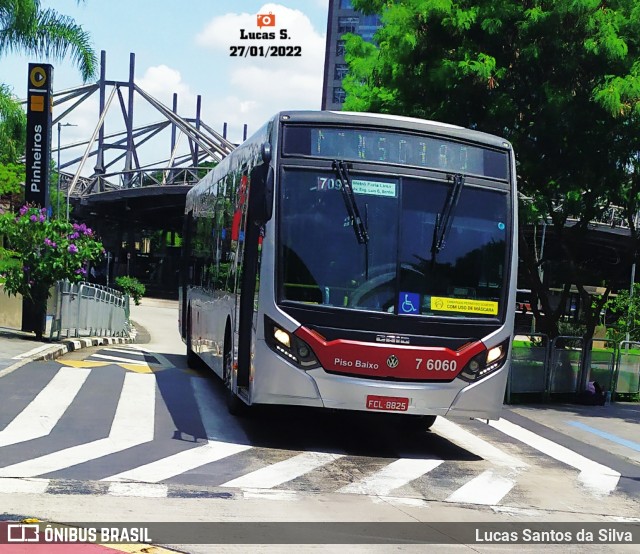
xmin=115 ymin=275 xmax=145 ymax=305
xmin=0 ymin=204 xmax=104 ymax=338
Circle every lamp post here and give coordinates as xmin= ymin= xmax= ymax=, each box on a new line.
xmin=56 ymin=122 xmax=77 ymax=220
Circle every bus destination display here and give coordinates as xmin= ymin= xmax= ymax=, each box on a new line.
xmin=283 ymin=126 xmax=508 ymax=180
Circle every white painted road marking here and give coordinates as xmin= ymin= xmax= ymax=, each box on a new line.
xmin=0 ymin=367 xmax=90 ymax=447
xmin=0 ymin=373 xmax=156 ymax=477
xmin=446 ymin=469 xmax=516 ymax=505
xmin=338 ymin=458 xmax=443 ymax=496
xmin=90 ymin=353 xmax=149 ymax=365
xmin=432 ymin=417 xmax=528 ymax=469
xmin=103 ymin=375 xmax=252 ymax=483
xmin=101 ymin=347 xmax=146 ymax=356
xmin=107 ymin=481 xmax=168 ymax=498
xmin=104 ymin=440 xmax=251 ymax=483
xmin=0 ymin=477 xmax=50 ymax=494
xmin=221 ymin=451 xmax=344 ymax=489
xmin=488 ymin=418 xmax=621 ymax=494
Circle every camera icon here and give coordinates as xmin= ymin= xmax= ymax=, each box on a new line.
xmin=257 ymin=12 xmax=276 ymax=28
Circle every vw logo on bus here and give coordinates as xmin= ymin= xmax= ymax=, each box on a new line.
xmin=386 ymin=355 xmax=399 ymax=369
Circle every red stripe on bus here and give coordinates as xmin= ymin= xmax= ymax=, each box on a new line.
xmin=295 ymin=327 xmax=485 ymax=381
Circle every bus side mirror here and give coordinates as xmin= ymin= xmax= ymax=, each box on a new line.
xmin=261 ymin=142 xmax=272 ymax=164
xmin=251 ymin=163 xmax=274 ymax=225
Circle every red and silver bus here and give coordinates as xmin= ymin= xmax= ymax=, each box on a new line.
xmin=180 ymin=111 xmax=517 ymax=427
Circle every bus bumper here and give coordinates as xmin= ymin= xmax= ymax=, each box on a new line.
xmin=251 ymin=342 xmax=508 ymax=420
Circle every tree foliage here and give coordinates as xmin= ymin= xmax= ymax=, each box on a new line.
xmin=0 ymin=83 xmax=26 ymax=164
xmin=0 ymin=161 xmax=24 ymax=205
xmin=603 ymin=283 xmax=640 ymax=344
xmin=344 ymin=0 xmax=640 ymax=340
xmin=0 ymin=0 xmax=97 ymax=82
xmin=114 ymin=275 xmax=145 ymax=306
xmin=1 ymin=1 xmax=98 ymax=187
xmin=0 ymin=204 xmax=104 ymax=336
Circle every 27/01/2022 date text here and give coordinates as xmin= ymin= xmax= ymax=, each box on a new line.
xmin=230 ymin=45 xmax=302 ymax=57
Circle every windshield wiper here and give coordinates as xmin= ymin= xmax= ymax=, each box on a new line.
xmin=333 ymin=160 xmax=369 ymax=245
xmin=431 ymin=173 xmax=465 ymax=256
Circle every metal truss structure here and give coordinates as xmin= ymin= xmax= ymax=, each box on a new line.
xmin=22 ymin=51 xmax=237 ymax=202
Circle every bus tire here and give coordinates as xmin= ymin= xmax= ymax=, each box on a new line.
xmin=223 ymin=328 xmax=250 ymax=417
xmin=404 ymin=415 xmax=437 ymax=432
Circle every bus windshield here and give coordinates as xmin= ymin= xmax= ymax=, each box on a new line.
xmin=279 ymin=167 xmax=509 ymax=319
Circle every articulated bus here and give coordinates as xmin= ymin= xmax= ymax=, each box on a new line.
xmin=180 ymin=111 xmax=517 ymax=427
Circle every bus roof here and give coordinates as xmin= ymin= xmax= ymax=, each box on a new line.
xmin=275 ymin=110 xmax=512 ymax=150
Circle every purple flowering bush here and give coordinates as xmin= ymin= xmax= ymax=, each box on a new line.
xmin=0 ymin=204 xmax=104 ymax=336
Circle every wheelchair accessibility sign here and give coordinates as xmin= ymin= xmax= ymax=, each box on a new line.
xmin=399 ymin=292 xmax=420 ymax=314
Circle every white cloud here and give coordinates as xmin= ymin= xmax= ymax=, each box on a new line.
xmin=195 ymin=3 xmax=326 ymax=142
xmin=137 ymin=65 xmax=197 ymax=112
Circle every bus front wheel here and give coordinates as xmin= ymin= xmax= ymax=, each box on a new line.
xmin=223 ymin=333 xmax=250 ymax=417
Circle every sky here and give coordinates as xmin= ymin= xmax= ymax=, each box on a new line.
xmin=1 ymin=0 xmax=331 ymax=167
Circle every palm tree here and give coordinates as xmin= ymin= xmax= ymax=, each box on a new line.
xmin=0 ymin=1 xmax=96 ymax=162
xmin=0 ymin=0 xmax=97 ymax=81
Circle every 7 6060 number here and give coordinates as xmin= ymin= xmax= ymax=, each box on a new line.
xmin=415 ymin=358 xmax=457 ymax=371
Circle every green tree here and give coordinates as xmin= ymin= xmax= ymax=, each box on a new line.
xmin=0 ymin=0 xmax=97 ymax=82
xmin=0 ymin=83 xmax=26 ymax=163
xmin=114 ymin=275 xmax=145 ymax=306
xmin=343 ymin=0 xmax=640 ymax=345
xmin=603 ymin=283 xmax=640 ymax=344
xmin=0 ymin=204 xmax=104 ymax=338
xmin=0 ymin=160 xmax=24 ymax=207
xmin=1 ymin=0 xmax=98 ymax=196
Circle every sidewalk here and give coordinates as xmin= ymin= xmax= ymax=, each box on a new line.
xmin=0 ymin=297 xmax=181 ymax=377
xmin=0 ymin=312 xmax=143 ymax=379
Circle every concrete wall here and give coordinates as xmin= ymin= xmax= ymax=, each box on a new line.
xmin=0 ymin=286 xmax=22 ymax=329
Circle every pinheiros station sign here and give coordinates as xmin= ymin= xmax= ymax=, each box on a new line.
xmin=25 ymin=63 xmax=53 ymax=209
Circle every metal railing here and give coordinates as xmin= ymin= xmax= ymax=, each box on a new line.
xmin=49 ymin=281 xmax=130 ymax=340
xmin=508 ymin=335 xmax=639 ymax=403
xmin=615 ymin=342 xmax=640 ymax=397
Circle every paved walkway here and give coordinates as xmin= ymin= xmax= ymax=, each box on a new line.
xmin=0 ymin=298 xmax=180 ymax=377
xmin=0 ymin=326 xmax=134 ymax=378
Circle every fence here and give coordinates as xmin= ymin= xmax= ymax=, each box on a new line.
xmin=49 ymin=281 xmax=130 ymax=340
xmin=615 ymin=342 xmax=640 ymax=397
xmin=507 ymin=334 xmax=638 ymax=403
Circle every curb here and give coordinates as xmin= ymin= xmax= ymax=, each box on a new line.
xmin=34 ymin=335 xmax=136 ymax=362
xmin=0 ymin=330 xmax=137 ymax=379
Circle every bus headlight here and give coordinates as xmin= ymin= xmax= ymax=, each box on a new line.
xmin=458 ymin=339 xmax=510 ymax=383
xmin=265 ymin=316 xmax=320 ymax=370
xmin=273 ymin=327 xmax=291 ymax=348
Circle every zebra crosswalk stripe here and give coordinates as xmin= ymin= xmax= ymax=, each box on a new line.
xmin=0 ymin=477 xmax=50 ymax=494
xmin=0 ymin=367 xmax=90 ymax=447
xmin=221 ymin=451 xmax=344 ymax=489
xmin=101 ymin=347 xmax=146 ymax=356
xmin=90 ymin=353 xmax=150 ymax=366
xmin=104 ymin=440 xmax=252 ymax=483
xmin=338 ymin=458 xmax=443 ymax=496
xmin=108 ymin=481 xmax=168 ymax=498
xmin=432 ymin=417 xmax=528 ymax=469
xmin=488 ymin=418 xmax=620 ymax=494
xmin=445 ymin=469 xmax=516 ymax=505
xmin=0 ymin=373 xmax=156 ymax=478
